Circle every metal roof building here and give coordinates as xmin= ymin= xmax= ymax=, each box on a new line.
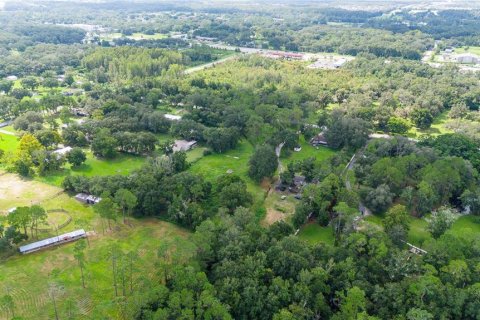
xmin=19 ymin=229 xmax=86 ymax=254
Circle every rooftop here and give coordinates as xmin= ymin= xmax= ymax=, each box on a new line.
xmin=19 ymin=229 xmax=86 ymax=253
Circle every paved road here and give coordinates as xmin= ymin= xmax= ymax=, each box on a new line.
xmin=184 ymin=54 xmax=239 ymax=74
xmin=0 ymin=129 xmax=14 ymax=136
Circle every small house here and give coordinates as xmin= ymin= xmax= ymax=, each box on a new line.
xmin=164 ymin=114 xmax=182 ymax=121
xmin=310 ymin=133 xmax=328 ymax=147
xmin=75 ymin=193 xmax=102 ymax=205
xmin=5 ymin=75 xmax=17 ymax=81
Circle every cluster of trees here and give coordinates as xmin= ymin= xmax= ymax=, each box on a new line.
xmin=81 ymin=47 xmax=184 ymax=82
xmin=354 ymin=137 xmax=480 ymax=216
xmin=128 ymin=205 xmax=480 ymax=319
xmin=62 ymin=152 xmax=254 ymax=229
xmin=0 ymin=132 xmax=86 ymax=176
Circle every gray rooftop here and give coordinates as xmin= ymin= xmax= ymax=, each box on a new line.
xmin=19 ymin=229 xmax=86 ymax=253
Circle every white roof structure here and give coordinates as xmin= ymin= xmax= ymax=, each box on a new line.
xmin=164 ymin=114 xmax=182 ymax=121
xmin=52 ymin=146 xmax=73 ymax=155
xmin=173 ymin=140 xmax=197 ymax=152
xmin=19 ymin=229 xmax=86 ymax=254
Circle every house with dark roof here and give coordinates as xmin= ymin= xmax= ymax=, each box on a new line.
xmin=310 ymin=133 xmax=328 ymax=147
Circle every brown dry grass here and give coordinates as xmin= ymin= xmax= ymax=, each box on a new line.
xmin=0 ymin=172 xmax=62 ymax=212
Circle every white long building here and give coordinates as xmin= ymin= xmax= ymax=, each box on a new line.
xmin=19 ymin=229 xmax=86 ymax=254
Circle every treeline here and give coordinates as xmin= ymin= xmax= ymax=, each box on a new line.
xmin=355 ymin=136 xmax=480 ymax=216
xmin=127 ymin=205 xmax=480 ymax=319
xmin=293 ymin=26 xmax=432 ymax=60
xmin=81 ymin=47 xmax=184 ymax=82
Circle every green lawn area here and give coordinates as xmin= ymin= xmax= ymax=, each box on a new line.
xmin=127 ymin=32 xmax=168 ymax=40
xmin=298 ymin=222 xmax=334 ymax=245
xmin=0 ymin=132 xmax=19 ymax=152
xmin=407 ymin=111 xmax=453 ymax=138
xmin=282 ymin=135 xmax=336 ymax=165
xmin=407 ymin=217 xmax=432 ymax=246
xmin=189 ymin=140 xmax=266 ymax=203
xmin=454 ymin=46 xmax=480 ymax=56
xmin=448 ymin=215 xmax=480 ymax=238
xmin=37 ymin=151 xmax=146 ymax=186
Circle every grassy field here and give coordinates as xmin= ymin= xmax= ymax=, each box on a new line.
xmin=100 ymin=32 xmax=168 ymax=41
xmin=0 ymin=132 xmax=19 ymax=152
xmin=37 ymin=151 xmax=146 ymax=186
xmin=454 ymin=46 xmax=480 ymax=56
xmin=0 ymin=219 xmax=194 ymax=319
xmin=298 ymin=222 xmax=334 ymax=245
xmin=0 ymin=177 xmax=195 ymax=319
xmin=363 ymin=213 xmax=480 ymax=247
xmin=407 ymin=111 xmax=453 ymax=138
xmin=189 ymin=140 xmax=266 ymax=203
xmin=0 ymin=173 xmax=62 ymax=212
xmin=262 ymin=191 xmax=297 ymax=225
xmin=281 ymin=135 xmax=335 ymax=165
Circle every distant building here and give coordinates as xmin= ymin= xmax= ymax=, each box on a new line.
xmin=19 ymin=229 xmax=87 ymax=254
xmin=5 ymin=75 xmax=17 ymax=81
xmin=288 ymin=175 xmax=306 ymax=194
xmin=75 ymin=193 xmax=102 ymax=205
xmin=164 ymin=114 xmax=182 ymax=121
xmin=72 ymin=108 xmax=89 ymax=117
xmin=310 ymin=133 xmax=328 ymax=147
xmin=52 ymin=146 xmax=72 ymax=156
xmin=173 ymin=140 xmax=197 ymax=152
xmin=456 ymin=53 xmax=480 ymax=64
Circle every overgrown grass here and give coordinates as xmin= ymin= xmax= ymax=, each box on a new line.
xmin=0 ymin=217 xmax=194 ymax=319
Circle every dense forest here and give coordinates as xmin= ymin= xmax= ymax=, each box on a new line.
xmin=0 ymin=1 xmax=480 ymax=319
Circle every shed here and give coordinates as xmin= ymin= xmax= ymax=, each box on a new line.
xmin=19 ymin=229 xmax=86 ymax=254
xmin=75 ymin=193 xmax=102 ymax=205
xmin=52 ymin=146 xmax=72 ymax=156
xmin=310 ymin=133 xmax=328 ymax=147
xmin=173 ymin=140 xmax=197 ymax=152
xmin=164 ymin=114 xmax=182 ymax=121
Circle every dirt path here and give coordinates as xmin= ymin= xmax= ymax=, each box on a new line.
xmin=0 ymin=129 xmax=15 ymax=136
xmin=344 ymin=153 xmax=371 ymax=216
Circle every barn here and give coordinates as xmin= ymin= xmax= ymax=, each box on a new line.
xmin=19 ymin=229 xmax=87 ymax=254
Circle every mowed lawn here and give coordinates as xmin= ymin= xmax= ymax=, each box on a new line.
xmin=37 ymin=151 xmax=146 ymax=186
xmin=298 ymin=222 xmax=334 ymax=245
xmin=0 ymin=132 xmax=19 ymax=152
xmin=282 ymin=135 xmax=335 ymax=165
xmin=189 ymin=140 xmax=266 ymax=202
xmin=364 ymin=213 xmax=480 ymax=247
xmin=0 ymin=219 xmax=194 ymax=319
